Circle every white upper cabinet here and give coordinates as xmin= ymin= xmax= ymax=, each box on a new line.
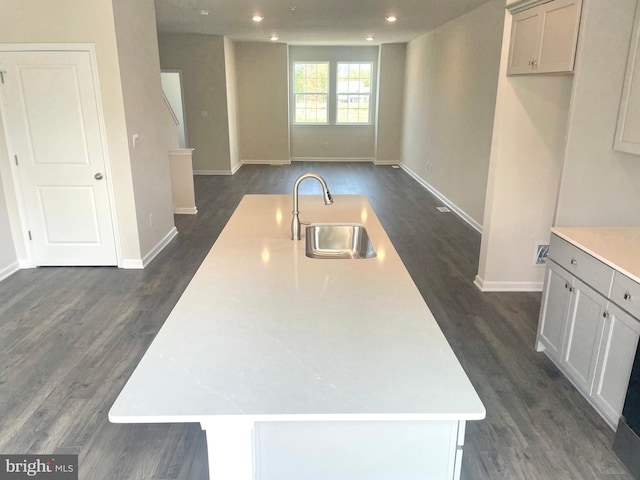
xmin=614 ymin=4 xmax=640 ymax=155
xmin=509 ymin=8 xmax=543 ymax=74
xmin=507 ymin=0 xmax=583 ymax=75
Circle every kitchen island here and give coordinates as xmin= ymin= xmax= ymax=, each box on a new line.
xmin=109 ymin=194 xmax=485 ymax=480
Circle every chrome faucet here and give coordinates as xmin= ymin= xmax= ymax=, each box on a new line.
xmin=291 ymin=173 xmax=333 ymax=240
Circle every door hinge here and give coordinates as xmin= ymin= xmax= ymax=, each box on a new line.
xmin=14 ymin=155 xmax=18 ymax=166
xmin=28 ymin=230 xmax=32 ymax=240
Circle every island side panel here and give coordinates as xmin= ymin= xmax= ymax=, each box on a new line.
xmin=254 ymin=420 xmax=464 ymax=480
xmin=201 ymin=418 xmax=256 ymax=480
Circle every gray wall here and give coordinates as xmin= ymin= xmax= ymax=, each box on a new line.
xmin=555 ymin=0 xmax=640 ymax=226
xmin=113 ymin=0 xmax=176 ymax=261
xmin=157 ymin=40 xmax=405 ymax=166
xmin=0 ymin=117 xmax=17 ymax=279
xmin=158 ymin=33 xmax=232 ymax=173
xmin=401 ymin=0 xmax=504 ymax=228
xmin=289 ymin=46 xmax=379 ymax=161
xmin=376 ymin=44 xmax=406 ymax=165
xmin=235 ymin=42 xmax=290 ymax=163
xmin=224 ymin=37 xmax=241 ymax=172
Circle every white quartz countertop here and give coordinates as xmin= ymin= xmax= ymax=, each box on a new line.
xmin=109 ymin=195 xmax=485 ymax=424
xmin=552 ymin=227 xmax=640 ymax=284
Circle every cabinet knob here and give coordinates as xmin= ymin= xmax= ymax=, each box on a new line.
xmin=603 ymin=312 xmax=609 ymax=318
xmin=624 ymin=292 xmax=632 ymax=301
xmin=568 ymin=286 xmax=575 ymax=293
xmin=570 ymin=259 xmax=578 ymax=266
xmin=564 ymin=283 xmax=569 ymax=289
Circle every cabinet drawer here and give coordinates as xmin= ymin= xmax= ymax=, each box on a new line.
xmin=611 ymin=272 xmax=640 ymax=319
xmin=549 ymin=235 xmax=614 ymax=295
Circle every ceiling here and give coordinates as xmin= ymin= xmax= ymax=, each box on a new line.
xmin=154 ymin=0 xmax=495 ymax=45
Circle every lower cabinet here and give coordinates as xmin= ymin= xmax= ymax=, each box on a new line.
xmin=537 ymin=236 xmax=640 ymax=429
xmin=592 ymin=304 xmax=640 ymax=424
xmin=538 ymin=262 xmax=608 ymax=397
xmin=537 ymin=262 xmax=573 ymax=361
xmin=563 ymin=277 xmax=607 ymax=394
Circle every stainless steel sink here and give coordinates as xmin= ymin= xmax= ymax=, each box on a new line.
xmin=305 ymin=224 xmax=376 ymax=259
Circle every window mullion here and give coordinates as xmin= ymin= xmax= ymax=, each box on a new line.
xmin=328 ymin=62 xmax=337 ymax=125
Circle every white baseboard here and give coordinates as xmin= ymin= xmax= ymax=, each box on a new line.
xmin=193 ymin=169 xmax=233 ymax=175
xmin=121 ymin=258 xmax=144 ymax=269
xmin=174 ymin=207 xmax=198 ymax=215
xmin=291 ymin=157 xmax=374 ymax=163
xmin=374 ymin=159 xmax=400 ymax=166
xmin=0 ymin=260 xmax=20 ymax=282
xmin=474 ymin=275 xmax=543 ymax=292
xmin=241 ymin=159 xmax=291 ymax=166
xmin=194 ymin=163 xmax=244 ymax=175
xmin=399 ymin=163 xmax=483 ymax=234
xmin=142 ymin=226 xmax=179 ymax=268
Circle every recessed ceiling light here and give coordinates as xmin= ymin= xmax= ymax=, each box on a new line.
xmin=270 ymin=34 xmax=279 ymax=41
xmin=365 ymin=35 xmax=374 ymax=41
xmin=199 ymin=9 xmax=209 ymax=16
xmin=252 ymin=15 xmax=264 ymax=22
xmin=385 ymin=16 xmax=397 ymax=22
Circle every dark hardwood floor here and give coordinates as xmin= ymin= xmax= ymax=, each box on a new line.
xmin=0 ymin=162 xmax=633 ymax=479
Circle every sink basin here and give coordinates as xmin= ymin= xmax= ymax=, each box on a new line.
xmin=305 ymin=224 xmax=376 ymax=259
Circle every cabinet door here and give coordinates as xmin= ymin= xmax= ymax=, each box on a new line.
xmin=537 ymin=0 xmax=582 ymax=73
xmin=562 ymin=278 xmax=607 ymax=394
xmin=614 ymin=3 xmax=640 ymax=155
xmin=592 ymin=304 xmax=640 ymax=427
xmin=537 ymin=262 xmax=573 ymax=360
xmin=508 ymin=7 xmax=543 ymax=75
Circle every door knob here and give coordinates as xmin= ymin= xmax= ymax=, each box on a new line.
xmin=95 ymin=173 xmax=104 ymax=180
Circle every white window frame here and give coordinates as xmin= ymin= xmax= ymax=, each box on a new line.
xmin=290 ymin=59 xmax=376 ymax=127
xmin=292 ymin=62 xmax=330 ymax=125
xmin=335 ymin=62 xmax=373 ymax=125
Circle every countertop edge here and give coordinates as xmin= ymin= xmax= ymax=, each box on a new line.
xmin=551 ymin=227 xmax=640 ymax=284
xmin=110 ymin=411 xmax=487 ymax=424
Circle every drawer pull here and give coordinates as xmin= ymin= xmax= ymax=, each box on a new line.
xmin=624 ymin=292 xmax=632 ymax=301
xmin=570 ymin=259 xmax=578 ymax=266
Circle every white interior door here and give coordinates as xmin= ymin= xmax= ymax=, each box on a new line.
xmin=0 ymin=50 xmax=117 ymax=266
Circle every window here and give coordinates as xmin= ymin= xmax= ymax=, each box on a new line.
xmin=293 ymin=62 xmax=329 ymax=124
xmin=336 ymin=63 xmax=372 ymax=124
xmin=291 ymin=59 xmax=375 ymax=126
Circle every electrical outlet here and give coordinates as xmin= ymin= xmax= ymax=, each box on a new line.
xmin=535 ymin=244 xmax=549 ymax=265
